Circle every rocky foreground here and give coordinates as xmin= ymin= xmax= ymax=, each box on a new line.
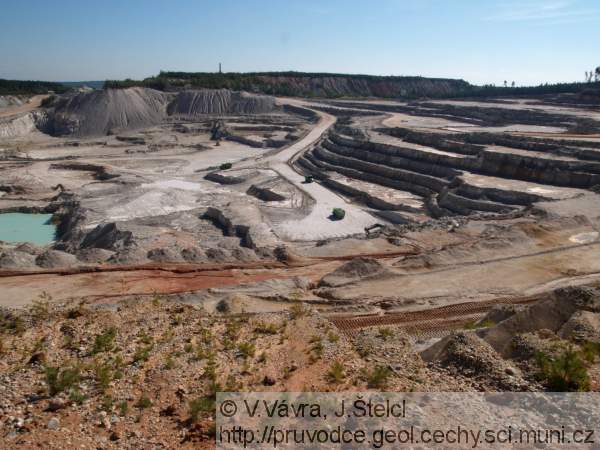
xmin=1 ymin=285 xmax=600 ymax=448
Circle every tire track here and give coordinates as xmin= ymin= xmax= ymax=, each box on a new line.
xmin=328 ymin=295 xmax=541 ymax=337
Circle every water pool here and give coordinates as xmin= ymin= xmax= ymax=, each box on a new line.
xmin=0 ymin=213 xmax=56 ymax=245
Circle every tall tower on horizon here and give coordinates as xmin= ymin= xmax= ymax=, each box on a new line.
xmin=219 ymin=63 xmax=222 ymax=74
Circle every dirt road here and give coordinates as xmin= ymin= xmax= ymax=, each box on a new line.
xmin=264 ymin=98 xmax=378 ymax=241
xmin=0 ymin=94 xmax=48 ymax=119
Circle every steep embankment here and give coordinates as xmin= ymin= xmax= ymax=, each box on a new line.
xmin=246 ymin=74 xmax=470 ymax=98
xmin=46 ymin=87 xmax=170 ymax=136
xmin=168 ymin=89 xmax=275 ymax=116
xmin=108 ymin=72 xmax=473 ymax=99
xmin=43 ymin=87 xmax=277 ymax=136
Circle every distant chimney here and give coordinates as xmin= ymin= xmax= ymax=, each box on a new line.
xmin=219 ymin=63 xmax=222 ymax=74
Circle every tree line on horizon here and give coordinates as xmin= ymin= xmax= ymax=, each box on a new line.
xmin=0 ymin=79 xmax=68 ymax=96
xmin=102 ymin=71 xmax=600 ymax=99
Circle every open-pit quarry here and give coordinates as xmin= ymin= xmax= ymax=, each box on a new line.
xmin=2 ymin=84 xmax=600 ymax=446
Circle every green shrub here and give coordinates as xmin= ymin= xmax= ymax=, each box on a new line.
xmin=304 ymin=175 xmax=314 ymax=183
xmin=311 ymin=341 xmax=324 ymax=358
xmin=331 ymin=208 xmax=346 ymax=220
xmin=45 ymin=365 xmax=80 ymax=396
xmin=92 ymin=327 xmax=117 ymax=354
xmin=69 ymin=389 xmax=86 ymax=404
xmin=580 ymin=341 xmax=600 ymax=363
xmin=31 ymin=292 xmax=51 ymax=321
xmin=254 ymin=321 xmax=279 ymax=335
xmin=101 ymin=395 xmax=114 ymax=412
xmin=365 ymin=366 xmax=393 ymax=389
xmin=238 ymin=342 xmax=256 ymax=359
xmin=289 ymin=303 xmax=307 ymax=319
xmin=536 ymin=348 xmax=590 ymax=391
xmin=118 ymin=400 xmax=129 ymax=416
xmin=189 ymin=396 xmax=215 ymax=422
xmin=378 ymin=327 xmax=394 ymax=340
xmin=327 ymin=362 xmax=346 ymax=384
xmin=136 ymin=395 xmax=153 ymax=409
xmin=132 ymin=344 xmax=153 ymax=364
xmin=464 ymin=319 xmax=495 ymax=330
xmin=220 ymin=162 xmax=233 ymax=170
xmin=328 ymin=332 xmax=340 ymax=343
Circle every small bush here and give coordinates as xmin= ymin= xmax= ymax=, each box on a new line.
xmin=136 ymin=396 xmax=153 ymax=409
xmin=101 ymin=395 xmax=114 ymax=412
xmin=224 ymin=374 xmax=241 ymax=392
xmin=118 ymin=400 xmax=129 ymax=416
xmin=45 ymin=365 xmax=80 ymax=396
xmin=580 ymin=341 xmax=600 ymax=363
xmin=0 ymin=310 xmax=26 ymax=335
xmin=69 ymin=389 xmax=86 ymax=404
xmin=189 ymin=396 xmax=215 ymax=422
xmin=133 ymin=344 xmax=153 ymax=364
xmin=327 ymin=362 xmax=346 ymax=384
xmin=365 ymin=366 xmax=393 ymax=389
xmin=378 ymin=327 xmax=394 ymax=340
xmin=254 ymin=321 xmax=279 ymax=335
xmin=536 ymin=348 xmax=590 ymax=392
xmin=289 ymin=303 xmax=307 ymax=319
xmin=220 ymin=162 xmax=233 ymax=170
xmin=238 ymin=342 xmax=256 ymax=359
xmin=331 ymin=208 xmax=346 ymax=221
xmin=327 ymin=332 xmax=340 ymax=343
xmin=304 ymin=175 xmax=314 ymax=183
xmin=311 ymin=341 xmax=324 ymax=359
xmin=164 ymin=355 xmax=176 ymax=369
xmin=95 ymin=362 xmax=113 ymax=391
xmin=92 ymin=328 xmax=117 ymax=354
xmin=31 ymin=293 xmax=51 ymax=321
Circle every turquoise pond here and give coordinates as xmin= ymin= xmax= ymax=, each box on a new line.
xmin=0 ymin=213 xmax=56 ymax=245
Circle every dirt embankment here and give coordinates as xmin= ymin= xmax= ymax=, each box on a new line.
xmin=40 ymin=88 xmax=278 ymax=137
xmin=167 ymin=89 xmax=275 ymax=116
xmin=248 ymin=74 xmax=471 ymax=98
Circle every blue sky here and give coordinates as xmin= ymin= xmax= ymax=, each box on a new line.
xmin=0 ymin=0 xmax=598 ymax=85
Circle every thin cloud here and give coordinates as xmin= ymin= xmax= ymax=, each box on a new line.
xmin=486 ymin=0 xmax=600 ymax=23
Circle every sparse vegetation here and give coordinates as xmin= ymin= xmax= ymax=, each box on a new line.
xmin=254 ymin=321 xmax=279 ymax=334
xmin=118 ymin=400 xmax=129 ymax=416
xmin=327 ymin=361 xmax=346 ymax=384
xmin=536 ymin=347 xmax=591 ymax=392
xmin=238 ymin=342 xmax=256 ymax=359
xmin=365 ymin=365 xmax=393 ymax=389
xmin=327 ymin=331 xmax=340 ymax=343
xmin=92 ymin=327 xmax=117 ymax=354
xmin=189 ymin=396 xmax=215 ymax=422
xmin=45 ymin=365 xmax=81 ymax=396
xmin=132 ymin=344 xmax=153 ymax=364
xmin=94 ymin=362 xmax=113 ymax=392
xmin=378 ymin=327 xmax=394 ymax=340
xmin=464 ymin=319 xmax=495 ymax=330
xmin=31 ymin=292 xmax=52 ymax=321
xmin=135 ymin=395 xmax=153 ymax=409
xmin=220 ymin=162 xmax=233 ymax=170
xmin=289 ymin=303 xmax=307 ymax=319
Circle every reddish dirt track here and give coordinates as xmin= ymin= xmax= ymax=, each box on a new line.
xmin=329 ymin=295 xmax=542 ymax=337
